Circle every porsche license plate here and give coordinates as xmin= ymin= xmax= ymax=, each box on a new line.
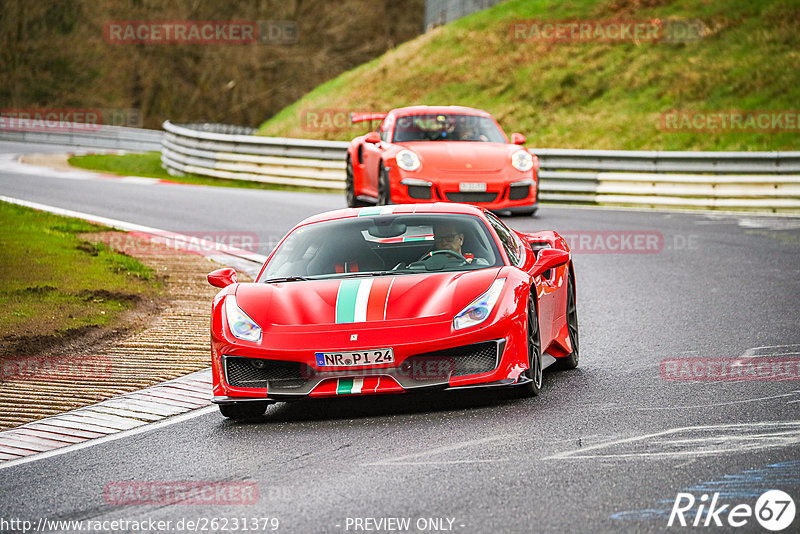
xmin=315 ymin=348 xmax=394 ymax=367
xmin=459 ymin=182 xmax=487 ymax=192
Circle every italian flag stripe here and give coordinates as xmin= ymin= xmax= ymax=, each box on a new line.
xmin=336 ymin=278 xmax=393 ymax=323
xmin=335 ymin=279 xmax=360 ymax=323
xmin=358 ymin=206 xmax=394 ymax=217
xmin=337 ymin=377 xmax=364 ymax=394
xmin=366 ymin=277 xmax=393 ymax=321
xmin=353 ymin=279 xmax=373 ymax=322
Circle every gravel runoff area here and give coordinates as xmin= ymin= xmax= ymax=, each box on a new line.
xmin=0 ymin=233 xmax=229 ymax=430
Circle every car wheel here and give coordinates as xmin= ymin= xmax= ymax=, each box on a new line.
xmin=218 ymin=401 xmax=269 ymax=420
xmin=377 ymin=162 xmax=391 ymax=206
xmin=519 ymin=291 xmax=543 ymax=396
xmin=553 ymin=269 xmax=579 ymax=370
xmin=346 ymin=156 xmax=368 ymax=208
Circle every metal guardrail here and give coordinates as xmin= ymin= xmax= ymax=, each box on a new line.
xmin=161 ymin=121 xmax=800 ymax=212
xmin=161 ymin=121 xmax=348 ymax=189
xmin=6 ymin=119 xmax=795 ymax=212
xmin=0 ymin=123 xmax=163 ymax=152
xmin=535 ymin=149 xmax=800 ymax=210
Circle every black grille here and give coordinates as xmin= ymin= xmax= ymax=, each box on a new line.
xmin=224 ymin=357 xmax=312 ymax=389
xmin=509 ymin=184 xmax=530 ymax=200
xmin=445 ymin=192 xmax=498 ymax=203
xmin=403 ymin=341 xmax=500 ymax=379
xmin=407 ymin=184 xmax=432 ymax=200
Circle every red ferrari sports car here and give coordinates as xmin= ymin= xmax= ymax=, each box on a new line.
xmin=207 ymin=203 xmax=577 ymax=419
xmin=345 ymin=105 xmax=540 ymax=216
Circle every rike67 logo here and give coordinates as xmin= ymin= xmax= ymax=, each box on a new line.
xmin=668 ymin=490 xmax=795 ymax=531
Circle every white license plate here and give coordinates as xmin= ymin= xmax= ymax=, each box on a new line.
xmin=459 ymin=182 xmax=487 ymax=192
xmin=315 ymin=348 xmax=394 ymax=367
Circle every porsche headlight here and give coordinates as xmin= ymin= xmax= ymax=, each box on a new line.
xmin=453 ymin=279 xmax=505 ymax=330
xmin=396 ymin=150 xmax=421 ymax=171
xmin=225 ymin=295 xmax=261 ymax=342
xmin=511 ymin=150 xmax=533 ymax=172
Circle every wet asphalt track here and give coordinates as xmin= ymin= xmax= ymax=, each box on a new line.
xmin=1 ymin=141 xmax=799 ymax=533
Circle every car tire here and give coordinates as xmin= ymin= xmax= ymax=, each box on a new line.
xmin=377 ymin=162 xmax=391 ymax=206
xmin=519 ymin=291 xmax=543 ymax=396
xmin=346 ymin=156 xmax=368 ymax=208
xmin=553 ymin=269 xmax=579 ymax=370
xmin=218 ymin=401 xmax=270 ymax=420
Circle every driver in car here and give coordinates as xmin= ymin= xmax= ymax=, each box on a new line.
xmin=430 ymin=222 xmax=487 ymax=265
xmin=406 ymin=221 xmax=489 ymax=269
xmin=432 ymin=222 xmax=465 ymax=255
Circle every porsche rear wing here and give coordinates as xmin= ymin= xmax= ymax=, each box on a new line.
xmin=350 ymin=112 xmax=387 ymax=124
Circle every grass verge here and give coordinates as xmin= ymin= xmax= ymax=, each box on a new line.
xmin=257 ymin=0 xmax=799 ymax=151
xmin=68 ymin=152 xmax=339 ymax=194
xmin=0 ymin=201 xmax=162 ymax=357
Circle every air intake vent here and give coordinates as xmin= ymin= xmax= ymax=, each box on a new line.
xmin=224 ymin=357 xmax=312 ymax=389
xmin=445 ymin=192 xmax=498 ymax=203
xmin=403 ymin=340 xmax=501 ymax=379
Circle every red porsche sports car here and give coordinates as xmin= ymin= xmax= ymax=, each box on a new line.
xmin=207 ymin=203 xmax=577 ymax=419
xmin=346 ymin=105 xmax=540 ymax=216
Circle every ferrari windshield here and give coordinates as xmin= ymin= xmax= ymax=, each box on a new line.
xmin=259 ymin=213 xmax=504 ymax=282
xmin=392 ymin=114 xmax=506 ymax=143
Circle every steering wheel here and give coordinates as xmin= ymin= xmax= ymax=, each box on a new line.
xmin=418 ymin=249 xmax=468 ymax=263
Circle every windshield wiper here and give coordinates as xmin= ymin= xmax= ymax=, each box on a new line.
xmin=337 ymin=270 xmax=416 ymax=278
xmin=262 ymin=276 xmax=310 ymax=283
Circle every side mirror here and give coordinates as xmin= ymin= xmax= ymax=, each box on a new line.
xmin=207 ymin=267 xmax=237 ymax=288
xmin=531 ymin=248 xmax=569 ymax=277
xmin=511 ymin=133 xmax=527 ymax=145
xmin=365 ymin=132 xmax=381 ymax=144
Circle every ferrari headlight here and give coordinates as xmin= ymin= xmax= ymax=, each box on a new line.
xmin=225 ymin=295 xmax=261 ymax=342
xmin=453 ymin=279 xmax=505 ymax=330
xmin=511 ymin=150 xmax=533 ymax=172
xmin=396 ymin=150 xmax=421 ymax=171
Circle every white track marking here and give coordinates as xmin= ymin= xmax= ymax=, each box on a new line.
xmin=545 ymin=421 xmax=800 ymax=460
xmin=637 ymin=391 xmax=800 ymax=411
xmin=0 ymin=406 xmax=217 ymax=471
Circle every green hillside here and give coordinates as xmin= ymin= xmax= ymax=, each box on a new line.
xmin=257 ymin=0 xmax=800 ymax=151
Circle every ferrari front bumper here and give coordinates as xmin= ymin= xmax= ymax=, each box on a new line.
xmin=214 ymin=338 xmax=508 ymax=401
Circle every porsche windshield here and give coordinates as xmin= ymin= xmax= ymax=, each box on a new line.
xmin=392 ymin=114 xmax=506 ymax=143
xmin=259 ymin=214 xmax=504 ymax=282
